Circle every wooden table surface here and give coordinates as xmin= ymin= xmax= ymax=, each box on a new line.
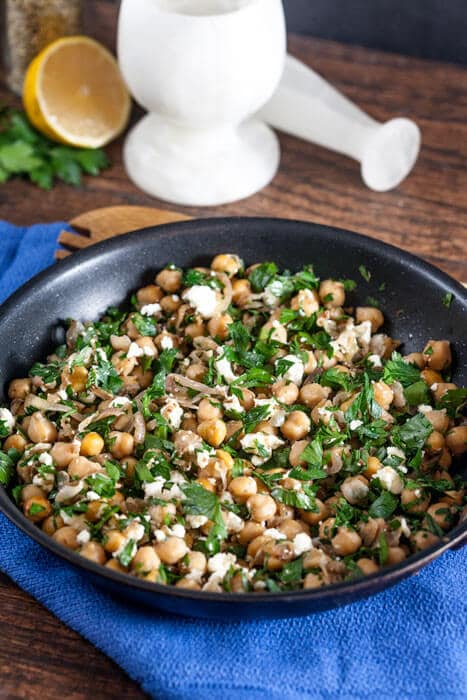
xmin=1 ymin=2 xmax=466 ymax=698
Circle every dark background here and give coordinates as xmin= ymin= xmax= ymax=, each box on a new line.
xmin=283 ymin=0 xmax=467 ymax=64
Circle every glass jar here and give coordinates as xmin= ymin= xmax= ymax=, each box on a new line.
xmin=2 ymin=0 xmax=84 ymax=95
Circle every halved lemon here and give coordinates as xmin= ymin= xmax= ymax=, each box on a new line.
xmin=23 ymin=36 xmax=131 ymax=149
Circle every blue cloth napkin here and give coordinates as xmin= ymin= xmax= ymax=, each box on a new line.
xmin=0 ymin=220 xmax=466 ymax=700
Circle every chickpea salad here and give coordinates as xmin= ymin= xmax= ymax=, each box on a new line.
xmin=1 ymin=254 xmax=466 ymax=594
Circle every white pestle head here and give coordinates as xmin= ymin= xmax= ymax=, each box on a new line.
xmin=360 ymin=118 xmax=421 ymax=192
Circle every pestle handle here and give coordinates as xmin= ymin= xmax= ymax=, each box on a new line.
xmin=258 ymin=54 xmax=421 ymax=191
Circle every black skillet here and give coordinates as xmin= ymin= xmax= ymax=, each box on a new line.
xmin=0 ymin=217 xmax=465 ymax=620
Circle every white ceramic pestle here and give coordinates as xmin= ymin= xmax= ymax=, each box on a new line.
xmin=258 ymin=55 xmax=421 ymax=192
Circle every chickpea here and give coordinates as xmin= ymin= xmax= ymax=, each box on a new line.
xmin=68 ymin=456 xmax=100 ymax=479
xmin=155 ymin=268 xmax=182 ymax=293
xmin=229 ymin=572 xmax=248 ymax=593
xmin=229 ymin=476 xmax=257 ymax=503
xmin=255 ymin=420 xmax=278 ymax=436
xmin=291 ymin=288 xmax=320 ymax=317
xmin=42 ymin=514 xmax=64 ymax=536
xmin=311 ymin=400 xmax=333 ymax=426
xmin=261 ymin=318 xmax=287 ymax=344
xmin=104 ymin=530 xmax=126 ymax=554
xmin=238 ymin=521 xmax=265 ymax=545
xmin=186 ymin=363 xmax=206 ymax=381
xmin=446 ymin=426 xmax=467 ymax=456
xmin=299 ymin=499 xmax=329 ymax=526
xmin=136 ymin=284 xmax=163 ymax=305
xmin=23 ymin=495 xmax=52 ymax=522
xmin=106 ymin=559 xmax=127 ymax=573
xmin=132 ymin=366 xmax=154 ymax=390
xmin=53 ymin=526 xmax=79 ymax=550
xmin=50 ymin=441 xmax=80 ymax=469
xmin=373 ymin=381 xmax=394 ymax=410
xmin=356 ymin=558 xmax=379 ymax=575
xmin=289 ymin=439 xmax=310 ymax=468
xmin=331 ymin=527 xmax=362 ymax=556
xmin=232 ymin=279 xmax=251 ymax=307
xmin=278 ymin=519 xmax=309 ymax=539
xmin=85 ymin=500 xmax=106 ymax=523
xmin=299 ymin=383 xmax=331 ymax=408
xmin=303 ymin=350 xmax=318 ymax=375
xmin=412 ymin=530 xmax=439 ymax=551
xmin=272 ymin=380 xmax=299 ymax=405
xmin=185 ymin=320 xmax=206 ymax=339
xmin=404 ymin=352 xmax=426 ymax=369
xmin=280 ymin=411 xmax=311 ymax=441
xmin=197 ymin=398 xmax=223 ymax=422
xmin=340 ymin=476 xmax=369 ymax=505
xmin=423 ymin=340 xmax=451 ymax=371
xmin=364 ymin=455 xmax=383 ymax=478
xmin=425 ymin=430 xmax=445 ymax=454
xmin=80 ymin=541 xmax=107 ymax=565
xmin=131 ymin=546 xmax=161 ymax=574
xmin=180 ymin=550 xmax=207 ymax=575
xmin=27 ymin=412 xmax=57 ymax=443
xmin=263 ymin=540 xmax=295 ymax=570
xmin=160 ymin=295 xmax=181 ymax=314
xmin=207 ymin=314 xmax=233 ymax=341
xmin=211 ymin=254 xmax=242 ymax=277
xmin=215 ymin=449 xmax=234 ymax=471
xmin=432 ymin=382 xmax=457 ymax=402
xmin=401 ymin=488 xmax=430 ymax=514
xmin=109 ymin=431 xmax=134 ymax=459
xmin=355 ymin=307 xmax=384 ymax=333
xmin=155 ymin=536 xmax=188 ymax=565
xmin=247 ymin=494 xmax=277 ymax=522
xmin=21 ymin=484 xmax=44 ymax=502
xmin=425 ymin=502 xmax=453 ymax=531
xmin=69 ymin=365 xmax=88 ymax=393
xmin=197 ymin=419 xmax=226 ymax=448
xmin=303 ymin=572 xmax=325 ymax=589
xmin=386 ymin=546 xmax=407 ymax=565
xmin=8 ymin=378 xmax=31 ymax=400
xmin=237 ymin=388 xmax=255 ymax=411
xmin=176 ymin=577 xmax=201 ymax=590
xmin=424 ymin=409 xmax=449 ymax=433
xmin=319 ymin=279 xmax=345 ymax=308
xmin=4 ymin=434 xmax=26 ymax=453
xmin=420 ymin=369 xmax=443 ymax=386
xmin=196 ymin=477 xmax=216 ymax=492
xmin=80 ymin=432 xmax=105 ymax=457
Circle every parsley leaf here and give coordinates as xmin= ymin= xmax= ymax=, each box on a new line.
xmin=0 ymin=450 xmax=17 ymax=486
xmin=242 ymin=405 xmax=272 ymax=433
xmin=29 ymin=361 xmax=62 ymax=385
xmin=359 ymin=265 xmax=371 ymax=282
xmin=404 ymin=380 xmax=430 ymax=406
xmin=383 ymin=352 xmax=420 ymax=387
xmin=369 ymin=492 xmax=398 ymax=519
xmin=442 ymin=292 xmax=453 ymax=309
xmin=87 ymin=354 xmax=123 ymax=395
xmin=392 ymin=413 xmax=433 ymax=452
xmin=437 ymin=388 xmax=467 ymax=417
xmin=132 ymin=313 xmax=158 ymax=337
xmin=271 ymin=486 xmax=319 ymax=511
xmin=249 ymin=262 xmax=278 ymax=292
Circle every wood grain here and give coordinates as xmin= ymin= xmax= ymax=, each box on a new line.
xmin=0 ymin=1 xmax=466 ymax=698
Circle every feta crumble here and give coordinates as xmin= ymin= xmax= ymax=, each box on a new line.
xmin=183 ymin=285 xmax=218 ymax=318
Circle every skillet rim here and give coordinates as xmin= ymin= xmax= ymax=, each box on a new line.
xmin=0 ymin=216 xmax=465 ymax=608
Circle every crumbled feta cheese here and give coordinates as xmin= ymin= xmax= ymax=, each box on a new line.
xmin=240 ymin=432 xmax=285 ymax=466
xmin=127 ymin=342 xmax=144 ymax=358
xmin=225 ymin=511 xmax=244 ymax=534
xmin=262 ymin=286 xmax=280 ymax=307
xmin=143 ymin=476 xmax=165 ymax=499
xmin=160 ymin=335 xmax=174 ymax=350
xmin=153 ymin=529 xmax=167 ymax=542
xmin=125 ymin=521 xmax=146 ymax=542
xmin=278 ymin=355 xmax=304 ymax=386
xmin=186 ymin=514 xmax=209 ymax=529
xmin=196 ymin=450 xmax=211 ymax=469
xmin=399 ymin=517 xmax=411 ymax=538
xmin=417 ymin=404 xmax=433 ymax=414
xmin=86 ymin=490 xmax=101 ymax=502
xmin=202 ymin=576 xmax=223 ymax=592
xmin=224 ymin=395 xmax=245 ymax=414
xmin=110 ymin=396 xmax=132 ymax=408
xmin=169 ymin=523 xmax=186 ymax=538
xmin=292 ymin=532 xmax=313 ymax=556
xmin=215 ymin=349 xmax=237 ymax=383
xmin=170 ymin=470 xmax=187 ymax=484
xmin=0 ymin=408 xmax=15 ymax=434
xmin=430 ymin=383 xmax=438 ymax=391
xmin=349 ymin=419 xmax=363 ymax=431
xmin=264 ymin=528 xmax=287 ymax=541
xmin=55 ymin=481 xmax=84 ymax=504
xmin=386 ymin=446 xmax=406 ymax=463
xmin=56 ymin=389 xmax=68 ymax=400
xmin=368 ymin=354 xmax=383 ymax=368
xmin=183 ymin=285 xmax=218 ymax=318
xmin=207 ymin=552 xmax=237 ymax=577
xmin=38 ymin=452 xmax=53 ymax=466
xmin=373 ymin=466 xmax=404 ymax=494
xmin=354 ymin=320 xmax=372 ymax=346
xmin=254 ymin=398 xmax=286 ymax=427
xmin=161 ymin=398 xmax=184 ymax=430
xmin=77 ymin=530 xmax=91 ymax=545
xmin=253 ymin=580 xmax=267 ymax=591
xmin=140 ymin=303 xmax=161 ymax=316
